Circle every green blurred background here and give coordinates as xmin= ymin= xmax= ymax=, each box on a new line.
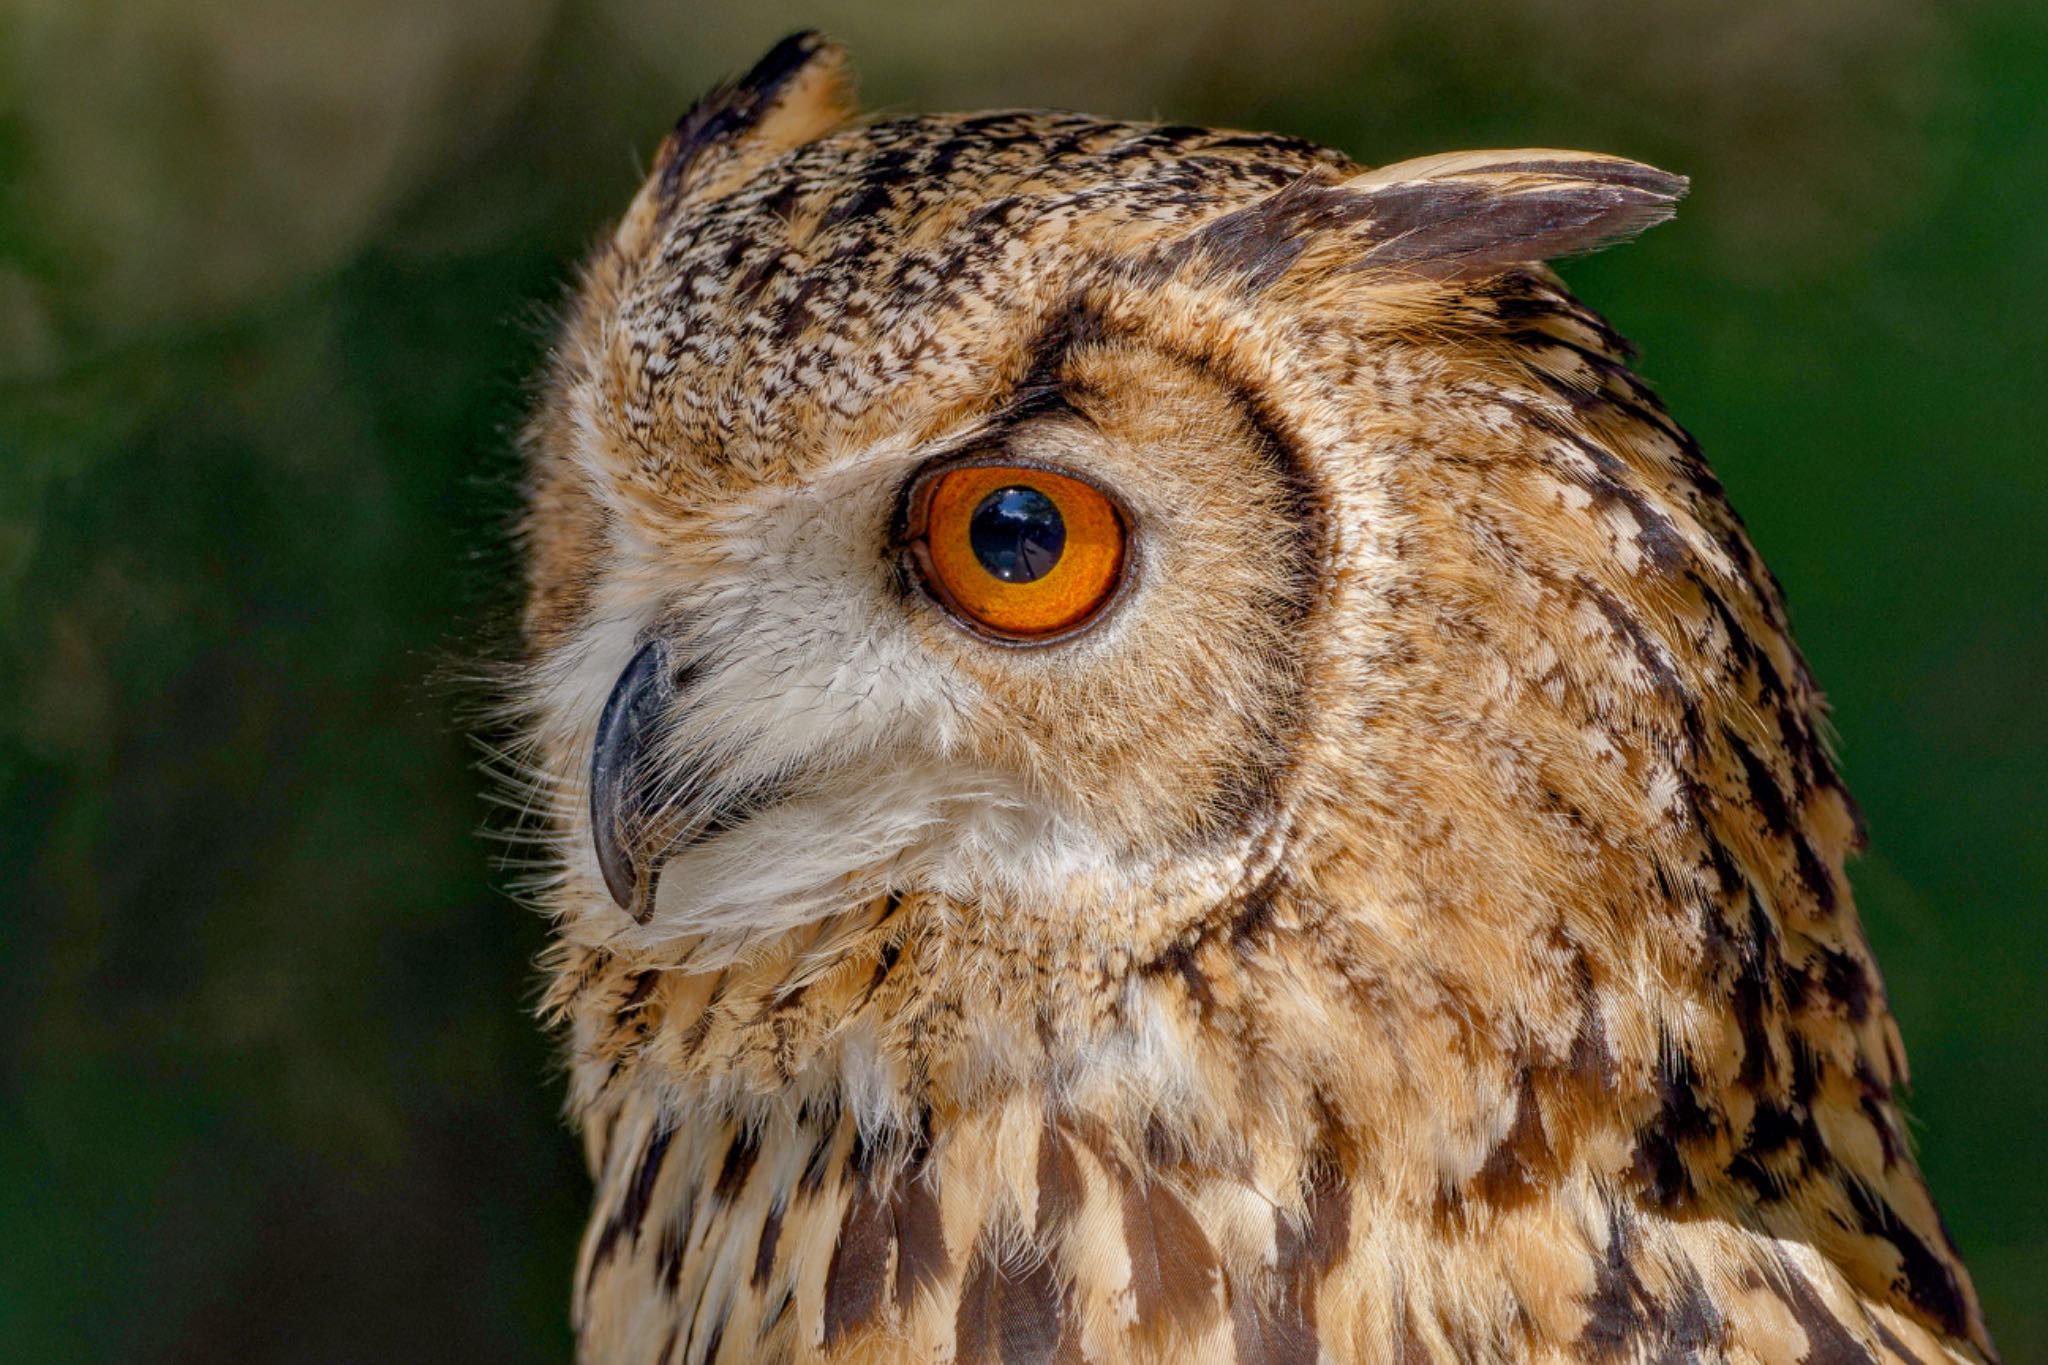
xmin=2 ymin=2 xmax=2042 ymax=1359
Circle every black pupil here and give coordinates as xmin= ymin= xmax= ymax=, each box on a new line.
xmin=968 ymin=485 xmax=1065 ymax=583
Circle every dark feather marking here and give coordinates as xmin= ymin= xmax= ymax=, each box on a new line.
xmin=962 ymin=193 xmax=1027 ymax=232
xmin=1583 ymin=578 xmax=1694 ymax=725
xmin=752 ymin=1198 xmax=785 ymax=1288
xmin=1794 ymin=835 xmax=1840 ymax=914
xmin=1121 ymin=1175 xmax=1223 ymax=1335
xmin=1578 ymin=1206 xmax=1646 ymax=1357
xmin=1686 ymin=782 xmax=1745 ymax=896
xmin=797 ymin=1120 xmax=837 ymax=1197
xmin=1869 ymin=1316 xmax=1934 ymax=1365
xmin=853 ymin=934 xmax=904 ymax=1011
xmin=557 ymin=944 xmax=613 ymax=1007
xmin=768 ymin=271 xmax=830 ymax=345
xmin=1859 ymin=1099 xmax=1905 ymax=1172
xmin=1630 ymin=1040 xmax=1719 ymax=1211
xmin=1146 ymin=940 xmax=1215 ymax=1013
xmin=698 ymin=1312 xmax=726 ymax=1365
xmin=755 ymin=178 xmax=801 ymax=226
xmin=678 ymin=1260 xmax=732 ymax=1365
xmin=1170 ymin=177 xmax=1369 ymax=292
xmin=655 ymin=30 xmax=831 ymax=205
xmin=1012 ymin=293 xmax=1110 ymax=405
xmin=1229 ymin=1276 xmax=1317 ymax=1365
xmin=1771 ymin=1253 xmax=1880 ymax=1364
xmin=593 ymin=1105 xmax=623 ymax=1173
xmin=1035 ymin=1121 xmax=1083 ymax=1236
xmin=1744 ymin=1097 xmax=1831 ymax=1173
xmin=1658 ymin=1261 xmax=1726 ymax=1362
xmin=673 ymin=971 xmax=727 ymax=1058
xmin=822 ymin=1134 xmax=951 ymax=1340
xmin=822 ymin=1179 xmax=893 ymax=1344
xmin=1235 ymin=1160 xmax=1351 ymax=1363
xmin=1790 ymin=1033 xmax=1827 ymax=1108
xmin=1727 ymin=1135 xmax=1791 ymax=1202
xmin=713 ymin=1125 xmax=761 ymax=1203
xmin=1690 ymin=574 xmax=1760 ymax=679
xmin=1727 ymin=728 xmax=1793 ymax=837
xmin=1816 ymin=945 xmax=1873 ymax=1022
xmin=729 ymin=242 xmax=787 ymax=306
xmin=893 ymin=1157 xmax=948 ymax=1310
xmin=1843 ymin=1182 xmax=1972 ymax=1342
xmin=1577 ymin=1201 xmax=1725 ymax=1359
xmin=655 ymin=1212 xmax=686 ymax=1292
xmin=1227 ymin=870 xmax=1286 ymax=947
xmin=1143 ymin=1115 xmax=1193 ymax=1171
xmin=1471 ymin=1068 xmax=1552 ymax=1208
xmin=589 ymin=1121 xmax=676 ymax=1274
xmin=1487 ymin=280 xmax=1639 ymax=360
xmin=1566 ymin=950 xmax=1618 ymax=1088
xmin=1754 ymin=639 xmax=1792 ymax=707
xmin=614 ymin=969 xmax=659 ymax=1028
xmin=1697 ymin=880 xmax=1740 ymax=975
xmin=955 ymin=1243 xmax=1070 ymax=1365
xmin=1198 ymin=131 xmax=1339 ymax=158
xmin=1511 ymin=396 xmax=1692 ymax=575
xmin=821 ymin=144 xmax=916 ymax=229
xmin=1066 ymin=1117 xmax=1129 ymax=1184
xmin=1494 ymin=389 xmax=1694 ymax=579
xmin=1731 ymin=893 xmax=1785 ymax=1090
xmin=1510 ymin=327 xmax=1682 ymax=439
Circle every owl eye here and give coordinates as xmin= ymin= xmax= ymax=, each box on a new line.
xmin=905 ymin=463 xmax=1127 ymax=642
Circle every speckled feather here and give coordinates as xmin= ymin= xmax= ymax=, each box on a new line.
xmin=508 ymin=32 xmax=1997 ymax=1365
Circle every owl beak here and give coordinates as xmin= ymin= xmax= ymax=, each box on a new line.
xmin=588 ymin=638 xmax=801 ymax=923
xmin=589 ymin=638 xmax=678 ymax=922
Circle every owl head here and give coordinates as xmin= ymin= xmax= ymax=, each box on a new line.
xmin=519 ymin=31 xmax=1712 ymax=964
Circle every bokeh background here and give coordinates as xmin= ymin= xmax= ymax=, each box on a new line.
xmin=3 ymin=1 xmax=2043 ymax=1359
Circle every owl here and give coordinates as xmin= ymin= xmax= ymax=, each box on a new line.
xmin=506 ymin=31 xmax=1999 ymax=1365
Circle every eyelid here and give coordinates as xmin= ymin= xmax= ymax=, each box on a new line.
xmin=900 ymin=451 xmax=1112 ymax=530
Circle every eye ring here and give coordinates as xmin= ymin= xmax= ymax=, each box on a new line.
xmin=901 ymin=457 xmax=1131 ymax=645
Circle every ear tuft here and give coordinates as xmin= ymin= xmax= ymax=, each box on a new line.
xmin=655 ymin=31 xmax=857 ymax=203
xmin=1336 ymin=149 xmax=1687 ymax=279
xmin=614 ymin=32 xmax=857 ymax=254
xmin=1170 ymin=147 xmax=1685 ymax=291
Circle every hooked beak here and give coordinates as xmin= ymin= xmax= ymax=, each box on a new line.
xmin=589 ymin=639 xmax=676 ymax=921
xmin=587 ymin=638 xmax=802 ymax=923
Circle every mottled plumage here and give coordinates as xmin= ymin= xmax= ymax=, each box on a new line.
xmin=505 ymin=32 xmax=1997 ymax=1364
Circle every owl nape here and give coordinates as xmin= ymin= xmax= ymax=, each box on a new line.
xmin=501 ymin=31 xmax=1998 ymax=1365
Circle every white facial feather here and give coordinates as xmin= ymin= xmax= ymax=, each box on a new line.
xmin=542 ymin=432 xmax=1138 ymax=961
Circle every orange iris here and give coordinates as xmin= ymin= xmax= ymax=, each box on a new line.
xmin=906 ymin=463 xmax=1127 ymax=641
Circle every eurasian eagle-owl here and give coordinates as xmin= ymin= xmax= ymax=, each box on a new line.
xmin=506 ymin=32 xmax=1998 ymax=1365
